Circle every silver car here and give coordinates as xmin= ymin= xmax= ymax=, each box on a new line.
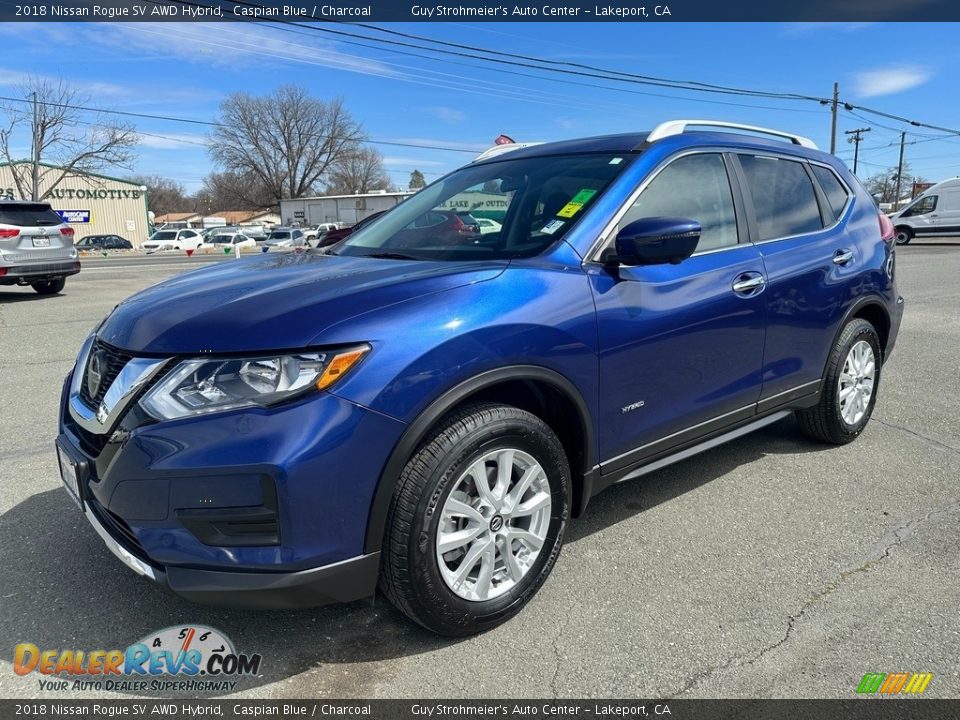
xmin=0 ymin=200 xmax=80 ymax=295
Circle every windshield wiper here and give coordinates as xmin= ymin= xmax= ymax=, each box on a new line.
xmin=361 ymin=252 xmax=420 ymax=260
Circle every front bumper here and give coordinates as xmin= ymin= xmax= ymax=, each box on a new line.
xmin=57 ymin=356 xmax=406 ymax=607
xmin=79 ymin=490 xmax=380 ymax=608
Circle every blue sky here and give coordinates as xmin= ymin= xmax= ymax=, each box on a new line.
xmin=3 ymin=21 xmax=959 ymax=194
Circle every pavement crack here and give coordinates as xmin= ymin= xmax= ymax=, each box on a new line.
xmin=668 ymin=497 xmax=960 ymax=698
xmin=872 ymin=416 xmax=960 ymax=456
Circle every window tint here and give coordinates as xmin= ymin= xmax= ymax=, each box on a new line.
xmin=0 ymin=204 xmax=63 ymax=226
xmin=811 ymin=165 xmax=851 ymax=222
xmin=615 ymin=154 xmax=739 ymax=251
xmin=901 ymin=195 xmax=937 ymax=217
xmin=738 ymin=155 xmax=823 ymax=241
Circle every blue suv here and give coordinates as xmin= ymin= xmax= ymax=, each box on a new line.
xmin=57 ymin=120 xmax=903 ymax=635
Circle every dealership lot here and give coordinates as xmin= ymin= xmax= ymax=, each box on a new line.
xmin=0 ymin=241 xmax=957 ymax=699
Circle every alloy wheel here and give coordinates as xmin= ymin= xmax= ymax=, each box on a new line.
xmin=838 ymin=340 xmax=876 ymax=425
xmin=436 ymin=448 xmax=552 ymax=602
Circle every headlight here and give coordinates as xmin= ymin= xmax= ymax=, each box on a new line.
xmin=139 ymin=345 xmax=369 ymax=421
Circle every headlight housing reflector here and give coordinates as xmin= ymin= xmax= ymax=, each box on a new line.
xmin=140 ymin=346 xmax=369 ymax=421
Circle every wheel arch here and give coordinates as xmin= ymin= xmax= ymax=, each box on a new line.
xmin=822 ymin=297 xmax=892 ymax=382
xmin=363 ymin=365 xmax=594 ymax=554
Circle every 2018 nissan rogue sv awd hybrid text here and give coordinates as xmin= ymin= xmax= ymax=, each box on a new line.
xmin=0 ymin=200 xmax=79 ymax=295
xmin=57 ymin=121 xmax=903 ymax=635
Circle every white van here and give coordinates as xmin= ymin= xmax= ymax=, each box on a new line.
xmin=890 ymin=177 xmax=960 ymax=245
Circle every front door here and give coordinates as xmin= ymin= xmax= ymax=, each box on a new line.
xmin=589 ymin=152 xmax=767 ymax=472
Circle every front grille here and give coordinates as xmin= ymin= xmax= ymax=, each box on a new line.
xmin=88 ymin=496 xmax=151 ymax=563
xmin=79 ymin=341 xmax=133 ymax=409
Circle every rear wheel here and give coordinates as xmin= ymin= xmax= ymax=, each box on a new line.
xmin=796 ymin=318 xmax=881 ymax=444
xmin=894 ymin=227 xmax=913 ymax=245
xmin=32 ymin=277 xmax=65 ymax=295
xmin=380 ymin=403 xmax=570 ymax=636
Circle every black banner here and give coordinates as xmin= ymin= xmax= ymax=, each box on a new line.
xmin=2 ymin=700 xmax=959 ymax=720
xmin=5 ymin=0 xmax=960 ymax=21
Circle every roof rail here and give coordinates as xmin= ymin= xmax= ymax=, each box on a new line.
xmin=473 ymin=142 xmax=542 ymax=162
xmin=647 ymin=120 xmax=818 ymax=149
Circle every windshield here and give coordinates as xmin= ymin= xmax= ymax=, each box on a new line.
xmin=269 ymin=232 xmax=291 ymax=240
xmin=335 ymin=152 xmax=632 ymax=261
xmin=150 ymin=231 xmax=177 ymax=241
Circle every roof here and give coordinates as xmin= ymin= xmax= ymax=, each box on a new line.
xmin=0 ymin=161 xmax=146 ymax=187
xmin=155 ymin=212 xmax=201 ymax=222
xmin=283 ymin=191 xmax=414 ymax=202
xmin=211 ymin=210 xmax=279 ymax=224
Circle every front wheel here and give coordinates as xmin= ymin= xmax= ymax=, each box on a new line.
xmin=380 ymin=403 xmax=570 ymax=636
xmin=796 ymin=318 xmax=881 ymax=445
xmin=32 ymin=277 xmax=66 ymax=295
xmin=894 ymin=227 xmax=912 ymax=245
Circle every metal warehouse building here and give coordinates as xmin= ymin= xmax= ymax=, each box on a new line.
xmin=280 ymin=191 xmax=415 ymax=227
xmin=0 ymin=162 xmax=150 ymax=246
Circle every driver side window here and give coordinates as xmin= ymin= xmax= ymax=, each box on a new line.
xmin=614 ymin=154 xmax=739 ymax=252
xmin=902 ymin=195 xmax=937 ymax=217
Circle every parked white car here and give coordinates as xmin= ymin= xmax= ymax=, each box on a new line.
xmin=303 ymin=223 xmax=340 ymax=245
xmin=143 ymin=228 xmax=204 ymax=252
xmin=265 ymin=228 xmax=306 ymax=248
xmin=201 ymin=232 xmax=257 ymax=251
xmin=475 ymin=218 xmax=503 ymax=235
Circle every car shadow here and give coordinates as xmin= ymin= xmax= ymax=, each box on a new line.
xmin=0 ymin=289 xmax=67 ymax=303
xmin=0 ymin=416 xmax=830 ymax=697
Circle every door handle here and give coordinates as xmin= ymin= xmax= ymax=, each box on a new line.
xmin=732 ymin=273 xmax=765 ymax=294
xmin=833 ymin=249 xmax=854 ymax=266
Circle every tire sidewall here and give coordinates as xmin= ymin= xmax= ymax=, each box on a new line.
xmin=826 ymin=321 xmax=882 ymax=440
xmin=407 ymin=416 xmax=570 ymax=632
xmin=894 ymin=228 xmax=912 ymax=245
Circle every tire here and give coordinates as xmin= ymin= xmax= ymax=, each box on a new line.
xmin=380 ymin=403 xmax=571 ymax=636
xmin=796 ymin=318 xmax=881 ymax=445
xmin=32 ymin=277 xmax=66 ymax=295
xmin=894 ymin=227 xmax=912 ymax=245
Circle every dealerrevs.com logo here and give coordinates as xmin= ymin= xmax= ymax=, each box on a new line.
xmin=14 ymin=625 xmax=262 ymax=693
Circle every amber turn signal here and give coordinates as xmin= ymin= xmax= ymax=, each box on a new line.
xmin=315 ymin=346 xmax=370 ymax=391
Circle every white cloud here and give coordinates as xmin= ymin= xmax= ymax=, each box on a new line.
xmin=854 ymin=65 xmax=931 ymax=97
xmin=428 ymin=107 xmax=466 ymax=124
xmin=382 ymin=156 xmax=446 ymax=167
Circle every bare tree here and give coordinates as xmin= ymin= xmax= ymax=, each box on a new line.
xmin=863 ymin=162 xmax=928 ymax=204
xmin=325 ymin=146 xmax=391 ymax=195
xmin=129 ymin=175 xmax=189 ymax=217
xmin=198 ymin=171 xmax=277 ymax=211
xmin=209 ymin=86 xmax=364 ymax=203
xmin=0 ymin=77 xmax=138 ymax=201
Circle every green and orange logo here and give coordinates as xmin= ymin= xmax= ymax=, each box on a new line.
xmin=856 ymin=672 xmax=933 ymax=695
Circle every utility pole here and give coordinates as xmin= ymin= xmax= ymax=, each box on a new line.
xmin=894 ymin=131 xmax=906 ymax=211
xmin=829 ymin=82 xmax=839 ymax=154
xmin=845 ymin=127 xmax=871 ymax=175
xmin=31 ymin=91 xmax=39 ymax=201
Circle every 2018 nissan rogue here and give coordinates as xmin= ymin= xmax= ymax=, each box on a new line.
xmin=57 ymin=121 xmax=904 ymax=636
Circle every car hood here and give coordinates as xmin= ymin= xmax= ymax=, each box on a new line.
xmin=98 ymin=252 xmax=507 ymax=354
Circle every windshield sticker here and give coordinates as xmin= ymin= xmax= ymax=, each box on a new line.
xmin=609 ymin=157 xmax=623 ymax=165
xmin=570 ymin=188 xmax=598 ymax=205
xmin=541 ymin=219 xmax=565 ymax=235
xmin=556 ymin=202 xmax=583 ymax=219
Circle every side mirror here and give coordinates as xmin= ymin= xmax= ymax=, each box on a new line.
xmin=606 ymin=217 xmax=701 ymax=266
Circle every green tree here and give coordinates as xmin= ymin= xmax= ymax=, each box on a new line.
xmin=408 ymin=169 xmax=427 ymax=190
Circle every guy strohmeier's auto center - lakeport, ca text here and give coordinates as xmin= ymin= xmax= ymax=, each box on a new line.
xmin=20 ymin=2 xmax=671 ymax=18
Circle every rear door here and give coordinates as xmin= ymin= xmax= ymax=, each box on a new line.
xmin=591 ymin=152 xmax=768 ymax=470
xmin=733 ymin=154 xmax=855 ymax=405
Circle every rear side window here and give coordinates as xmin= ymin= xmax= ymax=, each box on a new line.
xmin=0 ymin=204 xmax=63 ymax=226
xmin=811 ymin=165 xmax=852 ymax=222
xmin=738 ymin=155 xmax=823 ymax=241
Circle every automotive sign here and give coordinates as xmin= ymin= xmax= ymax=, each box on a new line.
xmin=56 ymin=210 xmax=91 ymax=223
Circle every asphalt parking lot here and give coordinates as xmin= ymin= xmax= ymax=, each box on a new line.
xmin=0 ymin=240 xmax=957 ymax=700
